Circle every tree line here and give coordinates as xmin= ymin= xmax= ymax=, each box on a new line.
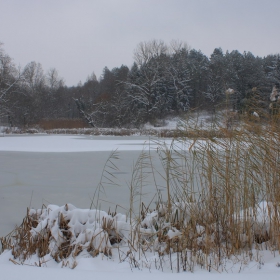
xmin=1 ymin=40 xmax=279 ymax=128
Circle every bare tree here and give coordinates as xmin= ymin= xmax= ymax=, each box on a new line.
xmin=0 ymin=43 xmax=23 ymax=122
xmin=133 ymin=40 xmax=168 ymax=66
xmin=46 ymin=68 xmax=64 ymax=93
xmin=22 ymin=61 xmax=45 ymax=95
xmin=169 ymin=39 xmax=190 ymax=55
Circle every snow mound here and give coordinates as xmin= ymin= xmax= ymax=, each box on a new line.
xmin=3 ymin=204 xmax=131 ymax=262
xmin=1 ymin=201 xmax=280 ymax=272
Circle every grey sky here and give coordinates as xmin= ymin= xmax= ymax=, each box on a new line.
xmin=1 ymin=0 xmax=279 ymax=86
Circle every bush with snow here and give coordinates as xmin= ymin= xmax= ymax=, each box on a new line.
xmin=1 ymin=200 xmax=279 ymax=272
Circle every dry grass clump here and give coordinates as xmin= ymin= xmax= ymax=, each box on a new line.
xmin=43 ymin=128 xmax=235 ymax=138
xmin=1 ymin=207 xmax=49 ymax=261
xmin=44 ymin=127 xmax=139 ymax=136
xmin=0 ymin=204 xmax=129 ymax=263
xmin=122 ymin=117 xmax=280 ymax=272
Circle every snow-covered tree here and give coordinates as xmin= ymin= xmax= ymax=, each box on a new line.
xmin=268 ymin=55 xmax=280 ymax=85
xmin=125 ymin=42 xmax=168 ymax=122
xmin=186 ymin=49 xmax=209 ymax=108
xmin=167 ymin=48 xmax=191 ymax=113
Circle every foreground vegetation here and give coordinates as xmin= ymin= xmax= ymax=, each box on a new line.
xmin=1 ymin=116 xmax=280 ymax=272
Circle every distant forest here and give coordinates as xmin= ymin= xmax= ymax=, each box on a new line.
xmin=0 ymin=40 xmax=279 ymax=128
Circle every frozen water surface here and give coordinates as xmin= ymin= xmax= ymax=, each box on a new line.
xmin=0 ymin=135 xmax=171 ymax=237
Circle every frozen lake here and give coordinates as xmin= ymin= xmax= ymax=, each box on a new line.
xmin=0 ymin=135 xmax=174 ymax=238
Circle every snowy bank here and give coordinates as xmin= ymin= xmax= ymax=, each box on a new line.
xmin=2 ymin=202 xmax=280 ymax=274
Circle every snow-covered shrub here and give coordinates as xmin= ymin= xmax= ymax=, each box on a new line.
xmin=2 ymin=204 xmax=130 ymax=262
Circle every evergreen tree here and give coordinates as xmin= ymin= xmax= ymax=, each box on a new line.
xmin=186 ymin=49 xmax=209 ymax=108
xmin=167 ymin=48 xmax=191 ymax=113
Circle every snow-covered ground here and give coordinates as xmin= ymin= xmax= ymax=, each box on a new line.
xmin=1 ymin=203 xmax=280 ymax=279
xmin=0 ymin=126 xmax=6 ymax=134
xmin=1 ymin=251 xmax=280 ymax=280
xmin=143 ymin=113 xmax=222 ymax=131
xmin=1 ymin=134 xmax=280 ymax=278
xmin=0 ymin=133 xmax=230 ymax=153
xmin=1 ymin=206 xmax=280 ymax=280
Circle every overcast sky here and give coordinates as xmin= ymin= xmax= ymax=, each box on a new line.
xmin=1 ymin=0 xmax=279 ymax=86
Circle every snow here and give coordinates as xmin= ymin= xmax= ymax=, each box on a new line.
xmin=143 ymin=119 xmax=179 ymax=130
xmin=253 ymin=111 xmax=259 ymax=118
xmin=0 ymin=134 xmax=220 ymax=153
xmin=226 ymin=88 xmax=235 ymax=94
xmin=143 ymin=114 xmax=223 ymax=131
xmin=1 ymin=135 xmax=280 ymax=278
xmin=2 ymin=202 xmax=280 ymax=278
xmin=1 ymin=260 xmax=279 ymax=280
xmin=0 ymin=135 xmax=169 ymax=152
xmin=270 ymin=85 xmax=279 ymax=102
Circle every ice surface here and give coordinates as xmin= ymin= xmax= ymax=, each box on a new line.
xmin=0 ymin=135 xmax=170 ymax=152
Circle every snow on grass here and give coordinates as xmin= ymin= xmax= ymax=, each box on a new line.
xmin=2 ymin=202 xmax=280 ymax=277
